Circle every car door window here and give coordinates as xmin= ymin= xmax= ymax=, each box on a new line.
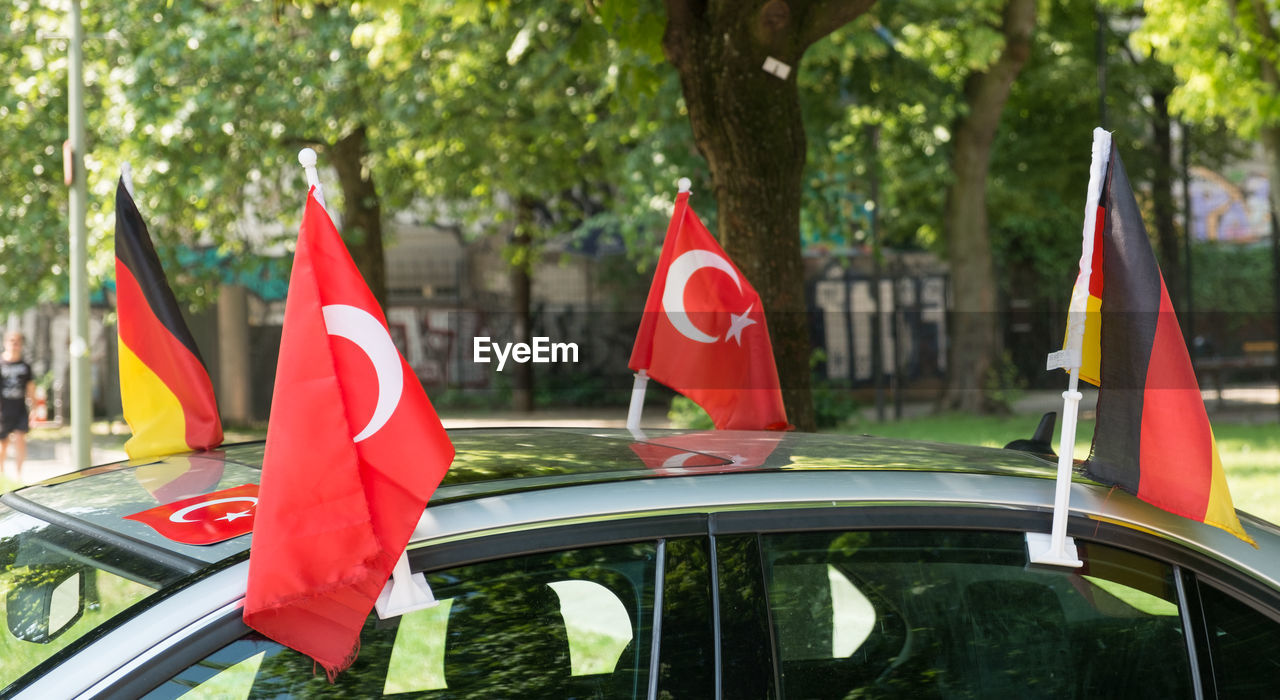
xmin=758 ymin=530 xmax=1193 ymax=700
xmin=1195 ymin=579 xmax=1280 ymax=697
xmin=143 ymin=542 xmax=656 ymax=699
xmin=0 ymin=504 xmax=178 ymax=690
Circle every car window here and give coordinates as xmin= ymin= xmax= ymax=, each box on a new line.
xmin=716 ymin=534 xmax=777 ymax=698
xmin=758 ymin=530 xmax=1193 ymax=700
xmin=654 ymin=537 xmax=716 ymax=699
xmin=144 ymin=541 xmax=657 ymax=699
xmin=0 ymin=502 xmax=180 ymax=691
xmin=1195 ymin=579 xmax=1280 ymax=697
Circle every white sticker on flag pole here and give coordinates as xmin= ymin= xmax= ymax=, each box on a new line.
xmin=1045 ymin=349 xmax=1081 ymax=371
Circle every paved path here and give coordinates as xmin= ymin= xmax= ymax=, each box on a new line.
xmin=2 ymin=438 xmax=129 ymax=487
xmin=3 ymin=385 xmax=1275 ymax=488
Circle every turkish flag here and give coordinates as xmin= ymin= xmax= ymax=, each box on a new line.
xmin=243 ymin=189 xmax=455 ymax=677
xmin=124 ymin=483 xmax=258 ymax=545
xmin=629 ymin=191 xmax=788 ymax=430
xmin=629 ymin=441 xmax=728 ymax=471
xmin=630 ymin=431 xmax=784 ymax=474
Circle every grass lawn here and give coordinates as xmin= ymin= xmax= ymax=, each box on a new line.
xmin=839 ymin=413 xmax=1280 ymax=525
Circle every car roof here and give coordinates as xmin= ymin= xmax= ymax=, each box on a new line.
xmin=2 ymin=428 xmax=1275 ymax=580
xmin=0 ymin=429 xmax=1053 ymax=563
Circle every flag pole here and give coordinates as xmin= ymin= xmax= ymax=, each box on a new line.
xmin=298 ymin=147 xmax=327 ymax=210
xmin=627 ymin=177 xmax=693 ymax=437
xmin=295 ymin=148 xmax=437 ymax=616
xmin=1030 ymin=127 xmax=1111 ymax=568
xmin=120 ymin=162 xmax=135 ymax=198
xmin=626 ymin=369 xmax=649 ymax=438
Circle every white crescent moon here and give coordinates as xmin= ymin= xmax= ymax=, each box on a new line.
xmin=661 ymin=250 xmax=742 ymax=343
xmin=322 ymin=304 xmax=403 ymax=443
xmin=169 ymin=496 xmax=258 ymax=523
xmin=662 ymin=452 xmax=698 ymax=468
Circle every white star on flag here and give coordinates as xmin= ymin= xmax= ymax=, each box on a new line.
xmin=218 ymin=510 xmax=253 ymax=522
xmin=725 ymin=305 xmax=756 ymax=345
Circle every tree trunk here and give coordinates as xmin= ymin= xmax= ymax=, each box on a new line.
xmin=330 ymin=126 xmax=387 ymax=310
xmin=940 ymin=0 xmax=1036 ymax=412
xmin=662 ymin=0 xmax=874 ymax=431
xmin=510 ymin=200 xmax=536 ymax=413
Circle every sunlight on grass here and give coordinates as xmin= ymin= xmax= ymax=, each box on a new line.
xmin=841 ymin=412 xmax=1094 ymax=454
xmin=1214 ymin=425 xmax=1280 ymax=524
xmin=841 ymin=414 xmax=1280 ymax=524
xmin=549 ymin=580 xmax=633 ymax=675
xmin=1084 ymin=576 xmax=1178 ymax=616
xmin=385 ymin=599 xmax=452 ymax=694
xmin=382 ymin=582 xmax=635 ymax=695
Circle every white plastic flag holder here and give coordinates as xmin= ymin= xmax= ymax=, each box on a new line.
xmin=375 ymin=550 xmax=438 ymax=618
xmin=297 ymin=148 xmax=327 ymax=210
xmin=626 ymin=177 xmax=692 ymax=439
xmin=626 ymin=368 xmax=649 ymax=439
xmin=1029 ymin=128 xmax=1111 ymax=569
xmin=297 ymin=148 xmax=440 ymax=616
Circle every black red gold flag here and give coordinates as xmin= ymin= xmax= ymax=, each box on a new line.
xmin=116 ymin=178 xmax=223 ymax=459
xmin=1073 ymin=142 xmax=1251 ymax=544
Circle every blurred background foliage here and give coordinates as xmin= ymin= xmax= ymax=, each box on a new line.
xmin=2 ymin=0 xmax=1277 ymax=420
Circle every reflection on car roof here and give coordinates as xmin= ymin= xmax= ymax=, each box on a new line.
xmin=3 ymin=428 xmax=1069 ymax=566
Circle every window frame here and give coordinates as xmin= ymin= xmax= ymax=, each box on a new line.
xmin=100 ymin=514 xmax=712 ymax=699
xmin=88 ymin=503 xmax=1280 ymax=700
xmin=708 ymin=504 xmax=1280 ymax=699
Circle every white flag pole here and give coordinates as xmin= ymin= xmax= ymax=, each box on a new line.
xmin=120 ymin=162 xmax=136 ymax=198
xmin=1029 ymin=127 xmax=1111 ymax=568
xmin=294 ymin=148 xmax=435 ymax=616
xmin=627 ymin=177 xmax=693 ymax=438
xmin=626 ymin=369 xmax=649 ymax=438
xmin=298 ymin=147 xmax=327 ymax=210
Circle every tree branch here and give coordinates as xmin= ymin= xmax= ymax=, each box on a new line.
xmin=799 ymin=0 xmax=876 ymax=49
xmin=1241 ymin=0 xmax=1280 ymax=89
xmin=662 ymin=0 xmax=699 ymax=68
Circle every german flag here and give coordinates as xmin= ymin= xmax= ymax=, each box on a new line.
xmin=134 ymin=451 xmax=227 ymax=503
xmin=116 ymin=178 xmax=223 ymax=459
xmin=1074 ymin=140 xmax=1252 ymax=544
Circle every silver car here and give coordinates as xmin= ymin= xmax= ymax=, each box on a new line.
xmin=2 ymin=428 xmax=1278 ymax=698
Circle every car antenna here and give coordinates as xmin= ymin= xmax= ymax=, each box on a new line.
xmin=1003 ymin=411 xmax=1058 ymax=461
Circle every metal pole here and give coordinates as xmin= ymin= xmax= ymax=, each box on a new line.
xmin=891 ymin=262 xmax=904 ymax=420
xmin=868 ymin=125 xmax=885 ymax=422
xmin=1270 ymin=211 xmax=1280 ymax=420
xmin=1181 ymin=124 xmax=1195 ymax=345
xmin=68 ymin=0 xmax=91 ymax=469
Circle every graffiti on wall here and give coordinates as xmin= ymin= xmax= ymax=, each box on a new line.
xmin=811 ymin=269 xmax=948 ymax=385
xmin=1190 ymin=166 xmax=1269 ymax=244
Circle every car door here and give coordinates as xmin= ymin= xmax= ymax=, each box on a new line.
xmin=711 ymin=506 xmax=1280 ymax=700
xmin=104 ymin=509 xmax=1280 ymax=699
xmin=100 ymin=514 xmax=716 ymax=699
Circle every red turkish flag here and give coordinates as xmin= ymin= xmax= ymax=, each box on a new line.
xmin=124 ymin=483 xmax=258 ymax=545
xmin=630 ymin=431 xmax=784 ymax=474
xmin=243 ymin=189 xmax=455 ymax=677
xmin=629 ymin=191 xmax=788 ymax=430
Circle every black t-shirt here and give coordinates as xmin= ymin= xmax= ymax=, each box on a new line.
xmin=0 ymin=359 xmax=32 ymax=408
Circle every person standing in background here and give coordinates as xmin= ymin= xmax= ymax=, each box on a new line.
xmin=0 ymin=332 xmax=34 ymax=480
